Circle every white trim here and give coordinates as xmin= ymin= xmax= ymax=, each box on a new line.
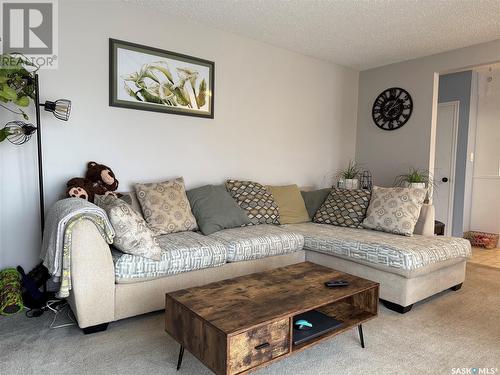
xmin=428 ymin=72 xmax=441 ymax=204
xmin=463 ymin=71 xmax=478 ymax=233
xmin=437 ymin=101 xmax=460 ymax=236
xmin=473 ymin=176 xmax=500 ymax=180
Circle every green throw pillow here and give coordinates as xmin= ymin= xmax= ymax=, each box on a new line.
xmin=301 ymin=188 xmax=331 ymax=219
xmin=187 ymin=185 xmax=251 ymax=235
xmin=267 ymin=185 xmax=310 ymax=224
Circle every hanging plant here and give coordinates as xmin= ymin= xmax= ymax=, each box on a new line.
xmin=0 ymin=54 xmax=38 ymax=120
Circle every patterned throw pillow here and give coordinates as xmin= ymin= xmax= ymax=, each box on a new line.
xmin=134 ymin=177 xmax=197 ymax=235
xmin=313 ymin=188 xmax=371 ymax=228
xmin=226 ymin=179 xmax=279 ymax=225
xmin=362 ymin=186 xmax=426 ymax=236
xmin=96 ymin=195 xmax=162 ymax=260
xmin=94 ymin=192 xmax=138 ymax=212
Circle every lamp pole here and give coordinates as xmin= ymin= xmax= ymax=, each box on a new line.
xmin=34 ymin=74 xmax=45 ymax=234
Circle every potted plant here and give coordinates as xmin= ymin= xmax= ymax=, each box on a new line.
xmin=337 ymin=161 xmax=361 ymax=190
xmin=394 ymin=168 xmax=432 ymax=189
xmin=0 ymin=54 xmax=37 ymax=143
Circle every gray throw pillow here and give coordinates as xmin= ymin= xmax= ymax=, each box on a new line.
xmin=187 ymin=185 xmax=251 ymax=235
xmin=301 ymin=188 xmax=331 ymax=219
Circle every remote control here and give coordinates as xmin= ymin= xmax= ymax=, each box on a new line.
xmin=324 ymin=280 xmax=349 ymax=287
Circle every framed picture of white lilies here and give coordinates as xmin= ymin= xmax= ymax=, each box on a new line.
xmin=109 ymin=39 xmax=214 ymax=118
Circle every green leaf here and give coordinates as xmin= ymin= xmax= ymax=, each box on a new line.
xmin=14 ymin=95 xmax=29 ymax=107
xmin=196 ymin=79 xmax=207 ymax=108
xmin=173 ymin=87 xmax=190 ymax=106
xmin=138 ymin=89 xmax=163 ymax=104
xmin=0 ymin=85 xmax=17 ymax=100
xmin=0 ymin=128 xmax=9 ymax=142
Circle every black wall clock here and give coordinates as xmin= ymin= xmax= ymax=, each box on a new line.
xmin=372 ymin=87 xmax=413 ymax=131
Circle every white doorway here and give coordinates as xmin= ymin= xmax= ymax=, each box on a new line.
xmin=434 ymin=101 xmax=459 ymax=236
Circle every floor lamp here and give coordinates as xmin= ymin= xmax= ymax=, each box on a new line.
xmin=1 ymin=74 xmax=71 ymax=234
xmin=35 ymin=74 xmax=72 ymax=233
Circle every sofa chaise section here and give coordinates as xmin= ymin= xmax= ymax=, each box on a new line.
xmin=285 ymin=223 xmax=471 ymax=278
xmin=285 ymin=222 xmax=471 ymax=312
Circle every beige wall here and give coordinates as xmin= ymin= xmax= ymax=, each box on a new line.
xmin=0 ymin=0 xmax=359 ymax=269
xmin=355 ymin=39 xmax=500 ymax=187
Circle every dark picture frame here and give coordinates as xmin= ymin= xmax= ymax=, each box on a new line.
xmin=109 ymin=39 xmax=214 ymax=118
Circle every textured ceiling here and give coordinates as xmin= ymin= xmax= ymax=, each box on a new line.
xmin=126 ymin=0 xmax=500 ymax=70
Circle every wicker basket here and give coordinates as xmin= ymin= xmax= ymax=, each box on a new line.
xmin=463 ymin=231 xmax=499 ymax=249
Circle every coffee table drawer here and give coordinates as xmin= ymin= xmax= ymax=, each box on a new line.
xmin=228 ymin=318 xmax=290 ymax=374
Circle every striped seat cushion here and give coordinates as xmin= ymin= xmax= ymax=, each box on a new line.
xmin=209 ymin=225 xmax=304 ymax=262
xmin=284 ymin=222 xmax=471 ymax=278
xmin=112 ymin=231 xmax=227 ymax=283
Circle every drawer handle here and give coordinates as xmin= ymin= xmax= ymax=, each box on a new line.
xmin=254 ymin=342 xmax=270 ymax=350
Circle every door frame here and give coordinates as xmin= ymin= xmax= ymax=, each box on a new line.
xmin=463 ymin=71 xmax=478 ymax=232
xmin=436 ymin=100 xmax=460 ymax=236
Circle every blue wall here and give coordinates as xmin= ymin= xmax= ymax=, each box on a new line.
xmin=438 ymin=71 xmax=472 ymax=237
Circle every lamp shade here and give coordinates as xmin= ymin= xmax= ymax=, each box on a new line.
xmin=2 ymin=121 xmax=37 ymax=145
xmin=44 ymin=99 xmax=71 ymax=121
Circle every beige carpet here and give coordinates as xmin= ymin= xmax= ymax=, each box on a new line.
xmin=1 ymin=263 xmax=499 ymax=375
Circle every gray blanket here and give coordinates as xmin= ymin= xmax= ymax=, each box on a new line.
xmin=41 ymin=198 xmax=115 ymax=298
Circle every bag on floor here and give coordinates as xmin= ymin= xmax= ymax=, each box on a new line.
xmin=0 ymin=268 xmax=24 ymax=315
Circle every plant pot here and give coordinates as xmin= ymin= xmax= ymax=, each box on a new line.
xmin=406 ymin=182 xmax=426 ymax=189
xmin=344 ymin=179 xmax=359 ymax=190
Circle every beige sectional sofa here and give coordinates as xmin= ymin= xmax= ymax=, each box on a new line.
xmin=67 ymin=203 xmax=471 ymax=333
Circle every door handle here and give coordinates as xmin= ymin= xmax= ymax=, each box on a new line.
xmin=442 ymin=177 xmax=448 ymax=182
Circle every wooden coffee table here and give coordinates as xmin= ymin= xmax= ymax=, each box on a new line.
xmin=165 ymin=262 xmax=379 ymax=374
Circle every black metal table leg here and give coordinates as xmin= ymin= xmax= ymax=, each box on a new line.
xmin=176 ymin=345 xmax=184 ymax=371
xmin=358 ymin=324 xmax=365 ymax=348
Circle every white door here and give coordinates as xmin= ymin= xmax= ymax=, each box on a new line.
xmin=434 ymin=101 xmax=459 ymax=236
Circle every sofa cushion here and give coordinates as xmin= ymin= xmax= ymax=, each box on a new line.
xmin=112 ymin=231 xmax=227 ymax=283
xmin=187 ymin=185 xmax=251 ymax=235
xmin=134 ymin=177 xmax=197 ymax=235
xmin=96 ymin=195 xmax=162 ymax=261
xmin=313 ymin=188 xmax=371 ymax=228
xmin=301 ymin=188 xmax=331 ymax=219
xmin=209 ymin=225 xmax=304 ymax=262
xmin=284 ymin=222 xmax=471 ymax=278
xmin=363 ymin=186 xmax=426 ymax=236
xmin=267 ymin=184 xmax=310 ymax=224
xmin=226 ymin=179 xmax=279 ymax=225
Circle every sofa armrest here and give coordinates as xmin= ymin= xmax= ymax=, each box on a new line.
xmin=414 ymin=204 xmax=435 ymax=236
xmin=66 ymin=220 xmax=115 ymax=329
